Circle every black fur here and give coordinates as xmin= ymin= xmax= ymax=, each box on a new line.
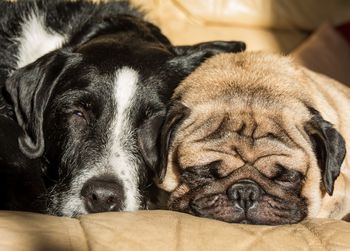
xmin=0 ymin=115 xmax=46 ymax=211
xmin=305 ymin=108 xmax=346 ymax=195
xmin=0 ymin=0 xmax=140 ymax=117
xmin=158 ymin=102 xmax=191 ymax=181
xmin=0 ymin=0 xmax=245 ymax=215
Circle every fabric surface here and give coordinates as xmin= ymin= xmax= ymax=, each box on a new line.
xmin=130 ymin=0 xmax=350 ymax=53
xmin=130 ymin=0 xmax=308 ymax=53
xmin=292 ymin=22 xmax=350 ymax=85
xmin=132 ymin=0 xmax=350 ymax=30
xmin=0 ymin=211 xmax=87 ymax=251
xmin=0 ymin=210 xmax=350 ymax=251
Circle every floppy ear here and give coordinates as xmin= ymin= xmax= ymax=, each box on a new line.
xmin=174 ymin=40 xmax=246 ymax=57
xmin=157 ymin=102 xmax=190 ymax=182
xmin=5 ymin=51 xmax=69 ymax=159
xmin=305 ymin=108 xmax=346 ymax=195
xmin=138 ymin=112 xmax=166 ymax=177
xmin=171 ymin=40 xmax=245 ymax=75
xmin=160 ymin=41 xmax=245 ymax=94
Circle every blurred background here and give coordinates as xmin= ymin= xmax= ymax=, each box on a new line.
xmin=130 ymin=0 xmax=350 ymax=85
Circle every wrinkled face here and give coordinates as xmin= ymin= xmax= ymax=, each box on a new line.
xmin=160 ymin=52 xmax=346 ymax=225
xmin=164 ymin=101 xmax=322 ymax=225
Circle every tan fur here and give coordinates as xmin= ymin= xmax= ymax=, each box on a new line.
xmin=160 ymin=51 xmax=350 ymax=220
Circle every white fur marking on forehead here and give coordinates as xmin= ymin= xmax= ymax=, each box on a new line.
xmin=109 ymin=67 xmax=141 ymax=211
xmin=115 ymin=67 xmax=139 ymax=113
xmin=53 ymin=68 xmax=142 ymax=216
xmin=16 ymin=11 xmax=66 ymax=68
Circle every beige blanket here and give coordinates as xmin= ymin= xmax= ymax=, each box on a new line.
xmin=0 ymin=210 xmax=350 ymax=251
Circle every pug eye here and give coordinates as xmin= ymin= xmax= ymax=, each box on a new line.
xmin=208 ymin=161 xmax=223 ymax=179
xmin=274 ymin=165 xmax=302 ymax=184
xmin=181 ymin=167 xmax=213 ymax=185
xmin=181 ymin=161 xmax=222 ymax=186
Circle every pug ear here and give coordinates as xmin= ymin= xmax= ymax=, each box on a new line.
xmin=5 ymin=51 xmax=69 ymax=159
xmin=170 ymin=40 xmax=245 ymax=75
xmin=174 ymin=40 xmax=246 ymax=57
xmin=157 ymin=102 xmax=190 ymax=182
xmin=305 ymin=108 xmax=346 ymax=195
xmin=160 ymin=40 xmax=246 ymax=98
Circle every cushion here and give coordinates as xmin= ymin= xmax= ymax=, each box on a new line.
xmin=132 ymin=0 xmax=350 ymax=30
xmin=292 ymin=22 xmax=350 ymax=85
xmin=1 ymin=210 xmax=350 ymax=251
xmin=130 ymin=0 xmax=308 ymax=53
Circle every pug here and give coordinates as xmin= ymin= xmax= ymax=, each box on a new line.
xmin=157 ymin=51 xmax=350 ymax=225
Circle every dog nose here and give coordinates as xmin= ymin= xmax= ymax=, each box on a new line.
xmin=227 ymin=180 xmax=262 ymax=211
xmin=81 ymin=177 xmax=125 ymax=213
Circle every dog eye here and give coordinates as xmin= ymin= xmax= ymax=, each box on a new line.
xmin=71 ymin=109 xmax=89 ymax=125
xmin=181 ymin=167 xmax=214 ymax=184
xmin=181 ymin=161 xmax=222 ymax=186
xmin=73 ymin=110 xmax=85 ymax=118
xmin=208 ymin=161 xmax=222 ymax=178
xmin=274 ymin=165 xmax=302 ymax=184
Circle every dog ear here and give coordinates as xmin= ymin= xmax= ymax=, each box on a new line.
xmin=160 ymin=41 xmax=245 ymax=95
xmin=157 ymin=102 xmax=190 ymax=182
xmin=174 ymin=40 xmax=246 ymax=57
xmin=171 ymin=40 xmax=245 ymax=75
xmin=5 ymin=51 xmax=69 ymax=159
xmin=138 ymin=112 xmax=166 ymax=177
xmin=305 ymin=108 xmax=346 ymax=195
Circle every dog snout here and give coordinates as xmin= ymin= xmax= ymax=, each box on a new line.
xmin=81 ymin=177 xmax=125 ymax=213
xmin=227 ymin=180 xmax=262 ymax=211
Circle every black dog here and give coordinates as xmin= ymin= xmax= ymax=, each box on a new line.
xmin=0 ymin=115 xmax=46 ymax=211
xmin=0 ymin=0 xmax=245 ymax=216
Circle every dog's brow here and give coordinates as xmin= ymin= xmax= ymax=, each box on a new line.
xmin=252 ymin=153 xmax=290 ymax=165
xmin=266 ymin=117 xmax=301 ymax=149
xmin=114 ymin=67 xmax=139 ymax=114
xmin=191 ymin=114 xmax=230 ymax=143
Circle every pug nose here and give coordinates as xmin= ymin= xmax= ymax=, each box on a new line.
xmin=81 ymin=177 xmax=125 ymax=213
xmin=227 ymin=180 xmax=262 ymax=211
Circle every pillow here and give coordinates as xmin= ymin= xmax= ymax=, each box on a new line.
xmin=1 ymin=210 xmax=350 ymax=251
xmin=292 ymin=22 xmax=350 ymax=85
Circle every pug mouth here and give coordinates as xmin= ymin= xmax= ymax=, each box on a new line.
xmin=168 ymin=179 xmax=308 ymax=225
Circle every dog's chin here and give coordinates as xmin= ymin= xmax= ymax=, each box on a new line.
xmin=169 ymin=190 xmax=308 ymax=225
xmin=45 ymin=193 xmax=86 ymax=217
xmin=46 ymin=190 xmax=148 ymax=217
